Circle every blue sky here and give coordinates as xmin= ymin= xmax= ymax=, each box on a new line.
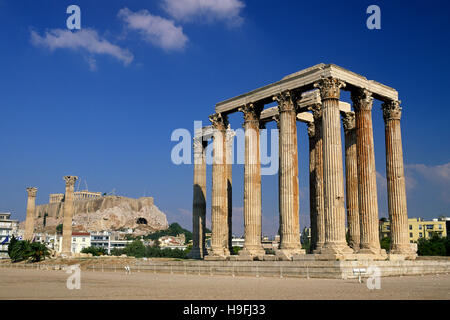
xmin=0 ymin=0 xmax=449 ymax=237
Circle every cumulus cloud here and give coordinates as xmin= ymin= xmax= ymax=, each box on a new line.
xmin=118 ymin=7 xmax=188 ymax=51
xmin=30 ymin=28 xmax=134 ymax=68
xmin=406 ymin=163 xmax=450 ymax=184
xmin=162 ymin=0 xmax=245 ymax=26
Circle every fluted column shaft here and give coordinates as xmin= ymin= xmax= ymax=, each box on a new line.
xmin=209 ymin=114 xmax=229 ymax=256
xmin=239 ymin=104 xmax=264 ymax=256
xmin=382 ymin=101 xmax=413 ymax=255
xmin=61 ymin=175 xmax=78 ymax=255
xmin=24 ymin=187 xmax=38 ymax=241
xmin=311 ymin=104 xmax=325 ymax=252
xmin=226 ymin=128 xmax=234 ymax=252
xmin=274 ymin=91 xmax=303 ymax=256
xmin=307 ymin=122 xmax=317 ymax=252
xmin=315 ymin=78 xmax=352 ymax=255
xmin=351 ymin=89 xmax=382 ymax=254
xmin=190 ymin=137 xmax=207 ymax=259
xmin=342 ymin=112 xmax=360 ymax=250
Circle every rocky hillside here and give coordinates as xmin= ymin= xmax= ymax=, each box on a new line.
xmin=31 ymin=196 xmax=169 ymax=236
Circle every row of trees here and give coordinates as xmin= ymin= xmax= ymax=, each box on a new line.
xmin=378 ymin=233 xmax=450 ymax=256
xmin=8 ymin=236 xmax=50 ymax=263
xmin=110 ymin=240 xmax=189 ymax=259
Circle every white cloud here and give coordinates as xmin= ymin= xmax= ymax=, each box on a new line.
xmin=118 ymin=7 xmax=188 ymax=51
xmin=162 ymin=0 xmax=245 ymax=26
xmin=30 ymin=28 xmax=134 ymax=68
xmin=406 ymin=163 xmax=450 ymax=183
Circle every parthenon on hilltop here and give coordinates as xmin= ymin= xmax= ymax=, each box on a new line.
xmin=189 ymin=63 xmax=416 ymax=261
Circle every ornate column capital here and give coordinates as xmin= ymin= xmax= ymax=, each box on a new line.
xmin=351 ymin=88 xmax=374 ymax=111
xmin=273 ymin=90 xmax=296 ymax=113
xmin=314 ymin=77 xmax=346 ymax=100
xmin=309 ymin=103 xmax=323 ymax=121
xmin=63 ymin=176 xmax=78 ymax=186
xmin=209 ymin=113 xmax=228 ymax=131
xmin=238 ymin=103 xmax=262 ymax=124
xmin=341 ymin=111 xmax=356 ymax=132
xmin=307 ymin=122 xmax=315 ymax=138
xmin=26 ymin=187 xmax=38 ymax=197
xmin=382 ymin=100 xmax=402 ymax=122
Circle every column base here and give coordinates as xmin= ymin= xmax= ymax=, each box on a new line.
xmin=275 ymin=248 xmax=305 ymax=261
xmin=313 ymin=242 xmax=325 ymax=254
xmin=186 ymin=248 xmax=204 ymax=259
xmin=317 ymin=242 xmax=353 ymax=255
xmin=239 ymin=246 xmax=265 ymax=258
xmin=358 ymin=245 xmax=386 ymax=255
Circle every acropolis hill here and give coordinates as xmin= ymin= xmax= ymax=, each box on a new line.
xmin=28 ymin=192 xmax=169 ymax=236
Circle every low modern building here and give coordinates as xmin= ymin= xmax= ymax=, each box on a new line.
xmin=0 ymin=212 xmax=19 ymax=259
xmin=56 ymin=232 xmax=91 ymax=254
xmin=380 ymin=217 xmax=447 ymax=242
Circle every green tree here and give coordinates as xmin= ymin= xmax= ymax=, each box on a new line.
xmin=417 ymin=232 xmax=447 ymax=256
xmin=56 ymin=224 xmax=63 ymax=234
xmin=7 ymin=235 xmax=17 ymax=258
xmin=380 ymin=237 xmax=391 ymax=251
xmin=124 ymin=240 xmax=147 ymax=258
xmin=8 ymin=240 xmax=31 ymax=262
xmin=28 ymin=242 xmax=50 ymax=262
xmin=81 ymin=246 xmax=107 ymax=256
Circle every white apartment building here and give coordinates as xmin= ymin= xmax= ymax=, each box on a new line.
xmin=0 ymin=212 xmax=19 ymax=259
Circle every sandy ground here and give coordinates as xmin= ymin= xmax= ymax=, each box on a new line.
xmin=0 ymin=268 xmax=449 ymax=300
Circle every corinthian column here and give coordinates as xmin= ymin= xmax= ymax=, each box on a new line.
xmin=307 ymin=122 xmax=317 ymax=253
xmin=310 ymin=103 xmax=325 ymax=253
xmin=208 ymin=113 xmax=229 ymax=257
xmin=24 ymin=187 xmax=38 ymax=241
xmin=314 ymin=78 xmax=352 ymax=256
xmin=342 ymin=112 xmax=360 ymax=250
xmin=188 ymin=134 xmax=207 ymax=259
xmin=238 ymin=103 xmax=265 ymax=257
xmin=351 ymin=89 xmax=382 ymax=255
xmin=273 ymin=91 xmax=304 ymax=258
xmin=61 ymin=175 xmax=78 ymax=256
xmin=382 ymin=100 xmax=415 ymax=257
xmin=226 ymin=127 xmax=235 ymax=253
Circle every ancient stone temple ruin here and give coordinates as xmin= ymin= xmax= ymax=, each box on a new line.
xmin=190 ymin=63 xmax=415 ymax=261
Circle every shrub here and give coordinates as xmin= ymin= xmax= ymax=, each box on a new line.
xmin=81 ymin=246 xmax=107 ymax=256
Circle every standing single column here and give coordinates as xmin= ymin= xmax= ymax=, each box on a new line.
xmin=226 ymin=127 xmax=235 ymax=253
xmin=351 ymin=89 xmax=383 ymax=255
xmin=342 ymin=111 xmax=360 ymax=250
xmin=382 ymin=100 xmax=415 ymax=257
xmin=307 ymin=122 xmax=317 ymax=253
xmin=310 ymin=103 xmax=326 ymax=253
xmin=314 ymin=78 xmax=352 ymax=257
xmin=239 ymin=103 xmax=265 ymax=257
xmin=208 ymin=114 xmax=229 ymax=257
xmin=273 ymin=91 xmax=304 ymax=258
xmin=61 ymin=175 xmax=78 ymax=256
xmin=24 ymin=187 xmax=38 ymax=241
xmin=188 ymin=134 xmax=207 ymax=259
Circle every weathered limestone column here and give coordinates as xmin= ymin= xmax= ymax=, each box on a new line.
xmin=307 ymin=122 xmax=317 ymax=253
xmin=342 ymin=111 xmax=360 ymax=250
xmin=314 ymin=78 xmax=352 ymax=256
xmin=226 ymin=127 xmax=235 ymax=253
xmin=382 ymin=100 xmax=415 ymax=257
xmin=239 ymin=103 xmax=265 ymax=257
xmin=188 ymin=135 xmax=207 ymax=259
xmin=273 ymin=91 xmax=304 ymax=258
xmin=208 ymin=114 xmax=229 ymax=257
xmin=272 ymin=115 xmax=283 ymax=245
xmin=351 ymin=89 xmax=383 ymax=255
xmin=61 ymin=175 xmax=78 ymax=256
xmin=24 ymin=187 xmax=38 ymax=241
xmin=310 ymin=104 xmax=325 ymax=253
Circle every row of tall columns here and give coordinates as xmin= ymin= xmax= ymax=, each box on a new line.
xmin=24 ymin=187 xmax=38 ymax=241
xmin=192 ymin=78 xmax=412 ymax=259
xmin=61 ymin=175 xmax=78 ymax=255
